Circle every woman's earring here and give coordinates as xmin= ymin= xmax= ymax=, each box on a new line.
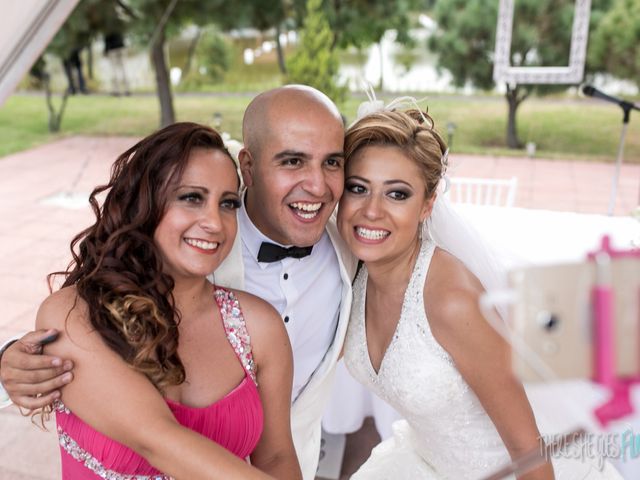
xmin=418 ymin=219 xmax=425 ymax=242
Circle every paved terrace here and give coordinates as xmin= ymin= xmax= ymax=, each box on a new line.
xmin=0 ymin=136 xmax=638 ymax=479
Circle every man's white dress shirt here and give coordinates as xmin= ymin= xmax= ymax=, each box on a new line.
xmin=237 ymin=202 xmax=342 ymax=401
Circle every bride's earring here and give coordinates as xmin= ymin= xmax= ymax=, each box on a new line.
xmin=418 ymin=219 xmax=425 ymax=242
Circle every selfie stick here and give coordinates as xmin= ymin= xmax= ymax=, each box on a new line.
xmin=588 ymin=236 xmax=638 ymax=426
xmin=480 ymin=236 xmax=640 ymax=478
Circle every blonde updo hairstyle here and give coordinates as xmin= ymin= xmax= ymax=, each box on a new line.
xmin=344 ymin=109 xmax=448 ymax=199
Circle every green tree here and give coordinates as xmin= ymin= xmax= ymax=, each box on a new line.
xmin=247 ymin=0 xmax=425 ymax=88
xmin=41 ymin=0 xmax=118 ymax=132
xmin=181 ymin=27 xmax=231 ymax=88
xmin=589 ymin=0 xmax=640 ymax=89
xmin=247 ymin=0 xmax=421 ymax=78
xmin=328 ymin=0 xmax=417 ymax=50
xmin=429 ymin=0 xmax=611 ymax=149
xmin=287 ymin=0 xmax=345 ymax=104
xmin=284 ymin=0 xmax=423 ymax=89
xmin=328 ymin=0 xmax=420 ymax=90
xmin=126 ymin=0 xmax=251 ymax=127
xmin=245 ymin=0 xmax=290 ymax=74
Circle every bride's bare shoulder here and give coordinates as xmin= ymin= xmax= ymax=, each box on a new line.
xmin=424 ymin=247 xmax=484 ymax=330
xmin=426 ymin=247 xmax=483 ymax=292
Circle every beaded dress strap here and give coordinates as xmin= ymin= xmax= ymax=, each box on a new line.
xmin=410 ymin=239 xmax=436 ymax=294
xmin=213 ymin=287 xmax=258 ymax=385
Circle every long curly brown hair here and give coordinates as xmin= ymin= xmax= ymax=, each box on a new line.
xmin=51 ymin=122 xmax=237 ymax=391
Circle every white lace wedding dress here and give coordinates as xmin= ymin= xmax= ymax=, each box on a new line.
xmin=343 ymin=239 xmax=622 ymax=479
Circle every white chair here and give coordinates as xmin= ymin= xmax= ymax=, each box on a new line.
xmin=448 ymin=176 xmax=518 ymax=207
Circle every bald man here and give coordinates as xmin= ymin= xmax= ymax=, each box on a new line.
xmin=0 ymin=85 xmax=358 ymax=479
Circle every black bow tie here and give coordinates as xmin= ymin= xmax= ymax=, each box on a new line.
xmin=257 ymin=242 xmax=313 ymax=263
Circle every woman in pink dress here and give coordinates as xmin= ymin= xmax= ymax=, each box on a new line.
xmin=35 ymin=123 xmax=301 ymax=479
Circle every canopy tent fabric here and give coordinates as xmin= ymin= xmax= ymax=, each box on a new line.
xmin=0 ymin=0 xmax=79 ymax=107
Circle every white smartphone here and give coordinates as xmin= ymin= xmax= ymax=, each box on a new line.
xmin=508 ymin=257 xmax=640 ymax=382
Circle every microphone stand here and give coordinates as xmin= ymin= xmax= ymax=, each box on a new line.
xmin=583 ymin=86 xmax=639 ymax=215
xmin=607 ymin=101 xmax=634 ymax=216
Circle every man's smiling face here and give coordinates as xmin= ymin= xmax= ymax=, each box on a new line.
xmin=241 ymin=89 xmax=345 ymax=247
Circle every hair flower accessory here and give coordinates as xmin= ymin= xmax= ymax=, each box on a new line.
xmin=355 ymin=83 xmax=431 ymax=127
xmin=356 ymin=84 xmax=385 ymax=119
xmin=354 ymin=82 xmax=447 ymax=173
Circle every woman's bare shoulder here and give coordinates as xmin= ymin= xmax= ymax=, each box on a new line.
xmin=424 ymin=247 xmax=484 ymax=331
xmin=230 ymin=289 xmax=280 ymax=320
xmin=427 ymin=247 xmax=482 ymax=290
xmin=229 ymin=289 xmax=282 ymax=331
xmin=227 ymin=288 xmax=290 ymax=359
xmin=36 ymin=286 xmax=87 ymax=329
xmin=36 ymin=286 xmax=97 ymax=357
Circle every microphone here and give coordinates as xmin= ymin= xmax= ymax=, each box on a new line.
xmin=582 ymin=85 xmax=640 ymax=111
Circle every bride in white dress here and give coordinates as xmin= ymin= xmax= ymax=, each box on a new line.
xmin=337 ymin=108 xmax=622 ymax=479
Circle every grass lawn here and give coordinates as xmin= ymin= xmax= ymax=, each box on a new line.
xmin=1 ymin=92 xmax=638 ymax=163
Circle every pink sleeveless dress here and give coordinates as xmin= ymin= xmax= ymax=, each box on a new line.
xmin=53 ymin=286 xmax=263 ymax=479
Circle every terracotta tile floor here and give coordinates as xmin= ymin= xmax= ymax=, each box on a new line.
xmin=0 ymin=137 xmax=638 ymax=479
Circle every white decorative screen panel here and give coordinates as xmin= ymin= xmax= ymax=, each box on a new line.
xmin=493 ymin=0 xmax=591 ymax=84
